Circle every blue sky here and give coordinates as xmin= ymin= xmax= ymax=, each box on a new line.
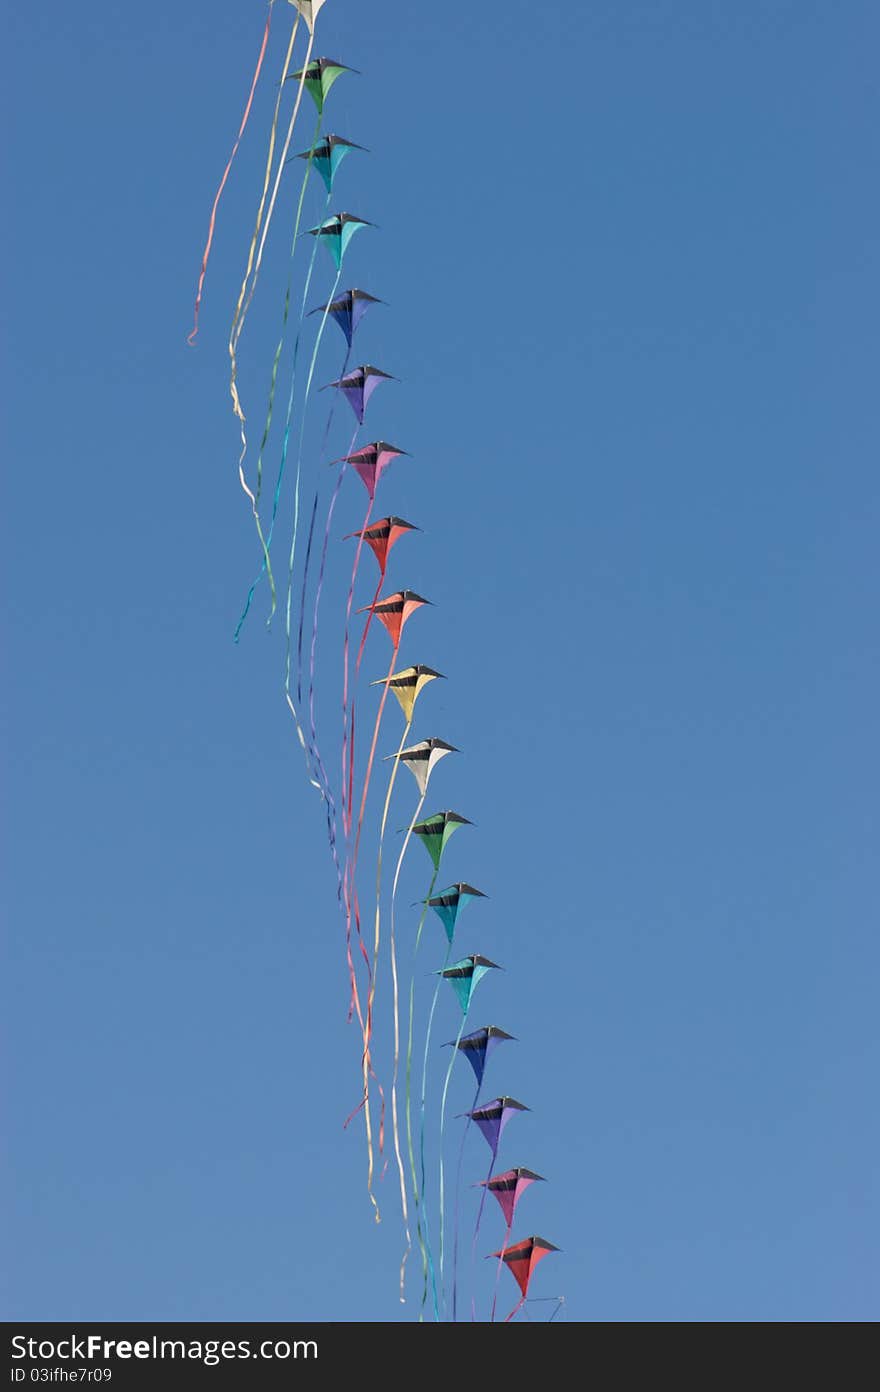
xmin=3 ymin=0 xmax=878 ymax=1322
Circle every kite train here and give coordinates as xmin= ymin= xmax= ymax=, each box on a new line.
xmin=188 ymin=0 xmax=562 ymax=1321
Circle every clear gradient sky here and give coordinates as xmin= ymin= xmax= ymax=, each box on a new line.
xmin=3 ymin=0 xmax=878 ymax=1322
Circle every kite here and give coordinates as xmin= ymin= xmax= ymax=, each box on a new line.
xmin=295 ymin=134 xmax=367 ymax=193
xmin=452 ymin=1025 xmax=515 ymax=1087
xmin=483 ymin=1168 xmax=546 ymax=1320
xmin=466 ymin=1096 xmax=529 ymax=1159
xmin=187 ymin=0 xmax=564 ymax=1322
xmin=309 ymin=213 xmax=373 ymax=270
xmin=413 ymin=812 xmax=472 ymax=872
xmin=311 ymin=289 xmax=383 ymax=347
xmin=490 ymin=1237 xmax=560 ymax=1322
xmin=481 ymin=1167 xmax=545 ymax=1228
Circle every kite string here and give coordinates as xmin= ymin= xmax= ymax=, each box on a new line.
xmin=188 ymin=0 xmax=274 ymax=344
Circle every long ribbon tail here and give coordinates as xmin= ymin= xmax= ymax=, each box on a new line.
xmin=489 ymin=1219 xmax=513 ymax=1323
xmin=295 ymin=333 xmax=354 ymax=879
xmin=296 ymin=489 xmax=343 ymax=890
xmin=339 ymin=565 xmax=381 ymax=835
xmin=278 ymin=245 xmax=341 ymax=629
xmin=360 ymin=714 xmax=411 ymax=1220
xmin=298 ymin=328 xmax=352 ymax=718
xmin=237 ymin=26 xmax=316 ymax=358
xmin=340 ymin=496 xmax=375 ymax=839
xmin=302 ymin=461 xmax=346 ymax=900
xmin=296 ymin=492 xmax=320 ymax=714
xmin=188 ymin=1 xmax=273 ymax=344
xmin=344 ymin=635 xmax=396 ymax=1025
xmin=281 ymin=260 xmax=341 ymax=762
xmin=296 ymin=338 xmax=352 ymax=734
xmin=418 ymin=939 xmax=454 ymax=1322
xmin=338 ymin=639 xmax=398 ymax=1199
xmin=437 ymin=1005 xmax=471 ymax=1318
xmin=451 ymin=1081 xmax=481 ymax=1322
xmin=340 ymin=856 xmax=367 ymax=1040
xmin=343 ymin=567 xmax=383 ymax=834
xmin=228 ymin=12 xmax=301 ymax=501
xmin=233 ymin=119 xmax=323 ymax=639
xmin=292 ymin=428 xmax=348 ymax=909
xmin=504 ymin=1293 xmax=527 ymax=1324
xmin=468 ymin=1147 xmax=497 ymax=1319
xmin=402 ymin=866 xmax=439 ymax=1301
xmin=388 ymin=789 xmax=427 ymax=1299
xmin=293 ymin=305 xmax=350 ymax=886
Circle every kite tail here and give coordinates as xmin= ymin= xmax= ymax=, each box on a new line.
xmin=504 ymin=1293 xmax=528 ymax=1324
xmin=388 ymin=788 xmax=428 ymax=1298
xmin=340 ymin=857 xmax=367 ymax=1039
xmin=344 ymin=634 xmax=398 ymax=1022
xmin=340 ymin=898 xmax=386 ymax=1228
xmin=340 ymin=877 xmax=386 ymax=1208
xmin=230 ymin=20 xmax=315 ymax=464
xmin=286 ymin=490 xmax=342 ymax=903
xmin=340 ymin=494 xmax=374 ymax=838
xmin=233 ymin=119 xmax=323 ymax=639
xmin=360 ymin=716 xmax=411 ymax=1220
xmin=450 ymin=1081 xmax=481 ymax=1322
xmin=296 ymin=491 xmax=320 ymax=713
xmin=342 ymin=565 xmax=384 ymax=835
xmin=296 ymin=345 xmax=352 ymax=718
xmin=281 ymin=266 xmax=343 ymax=769
xmin=188 ymin=1 xmax=273 ymax=344
xmin=302 ymin=473 xmax=346 ymax=902
xmin=238 ymin=25 xmax=316 ymax=349
xmin=401 ymin=868 xmax=439 ymax=1298
xmin=278 ymin=256 xmax=342 ymax=631
xmin=489 ymin=1219 xmax=513 ymax=1323
xmin=343 ymin=870 xmax=384 ymax=1224
xmin=296 ymin=368 xmax=355 ymax=893
xmin=298 ymin=327 xmax=352 ymax=707
xmin=437 ymin=1006 xmax=472 ymax=1319
xmin=469 ymin=1147 xmax=497 ymax=1319
xmin=343 ymin=568 xmax=383 ymax=835
xmin=228 ymin=11 xmax=301 ymax=495
xmin=418 ymin=939 xmax=454 ymax=1322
